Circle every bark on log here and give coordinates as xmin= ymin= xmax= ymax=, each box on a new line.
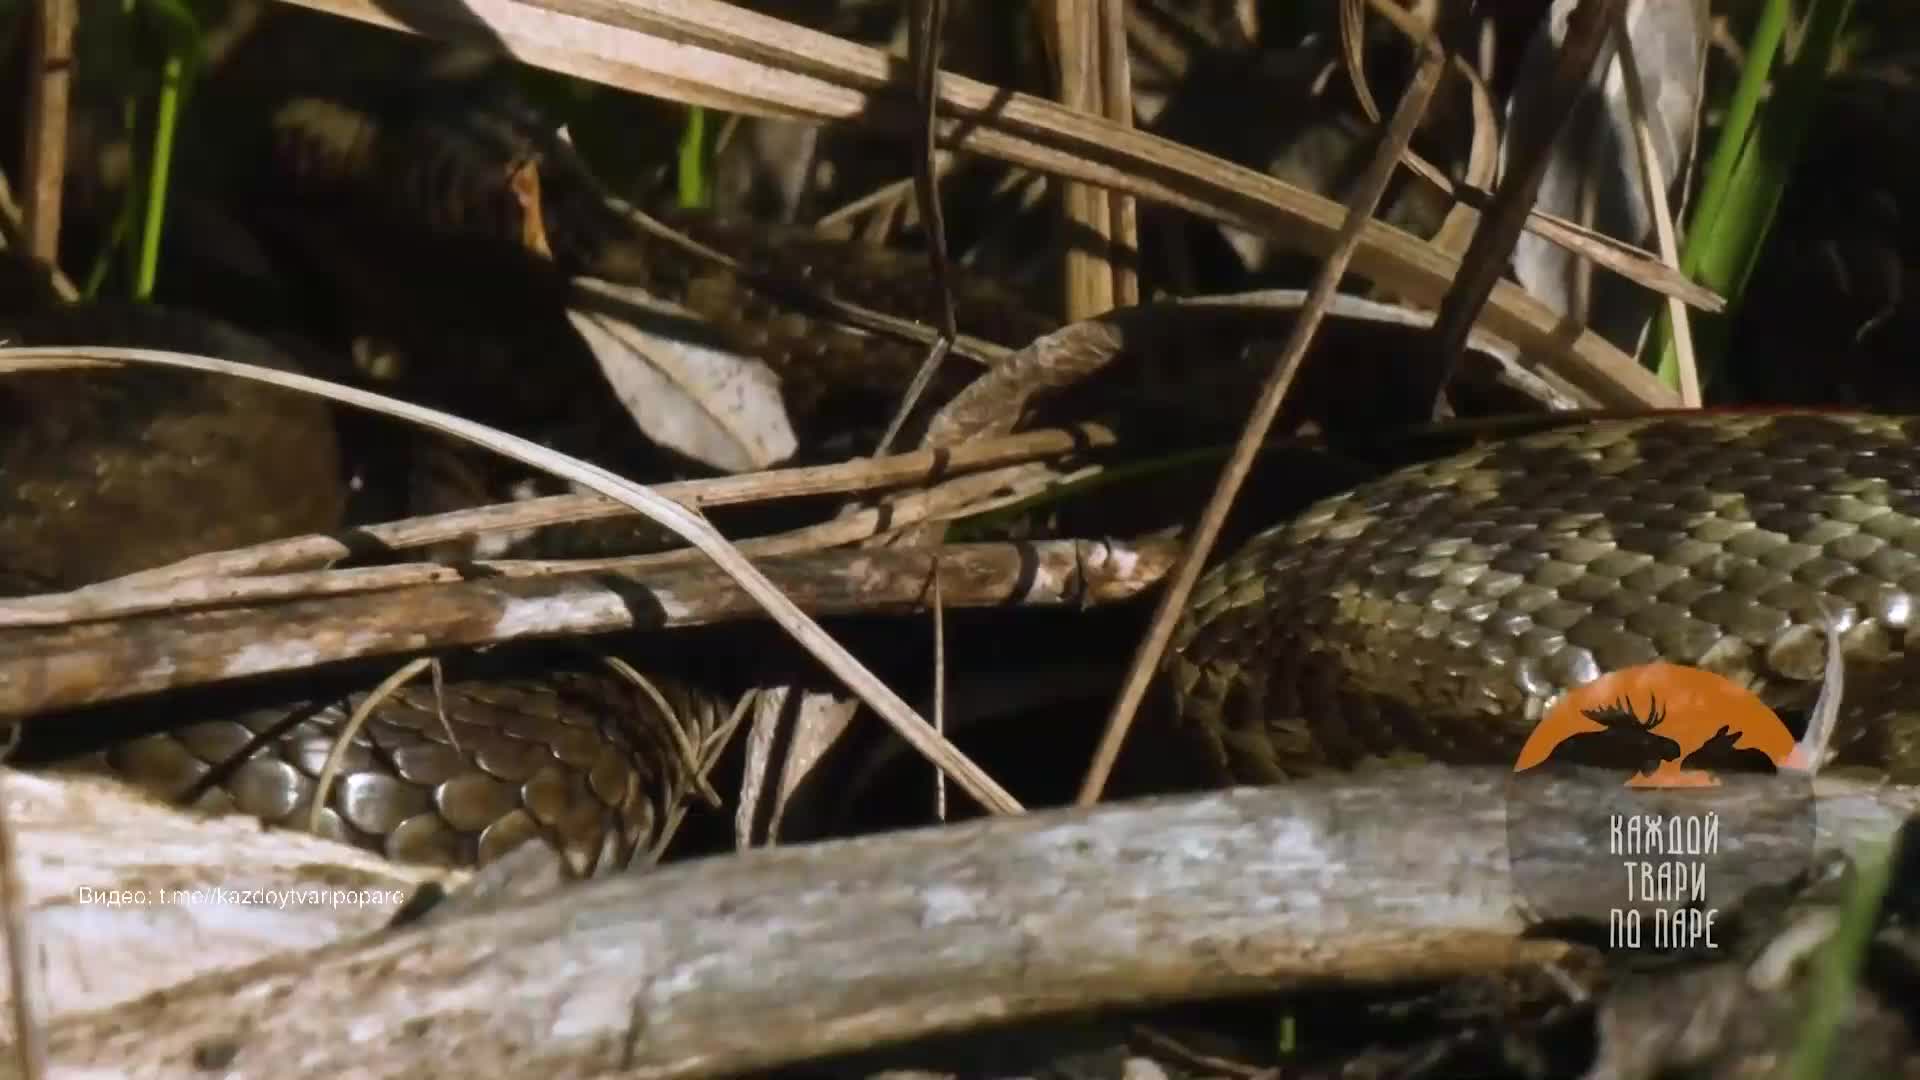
xmin=24 ymin=768 xmax=1919 ymax=1079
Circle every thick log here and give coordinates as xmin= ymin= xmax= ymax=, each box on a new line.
xmin=27 ymin=768 xmax=1919 ymax=1079
xmin=0 ymin=771 xmax=450 ymax=1022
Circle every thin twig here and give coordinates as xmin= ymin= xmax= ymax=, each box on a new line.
xmin=308 ymin=657 xmax=437 ymax=834
xmin=1611 ymin=5 xmax=1701 ymax=406
xmin=89 ymin=424 xmax=1115 ymax=588
xmin=1098 ymin=0 xmax=1139 ymax=307
xmin=602 ymin=656 xmax=725 ymax=808
xmin=427 ymin=657 xmax=461 ymax=756
xmin=1077 ymin=27 xmax=1449 ymax=805
xmin=0 ymin=345 xmax=1023 ymax=816
xmin=0 ymin=170 xmax=77 ymax=300
xmin=870 ymin=0 xmax=958 ymax=457
xmin=615 ymin=200 xmax=1007 ymax=370
xmin=0 ymin=461 xmax=1095 ymax=628
xmin=1052 ymin=0 xmax=1117 ymax=323
xmin=814 ymin=154 xmax=954 ymax=231
xmin=1130 ymin=1024 xmax=1271 ymax=1080
xmin=651 ymin=689 xmax=753 ymax=862
xmin=931 ymin=574 xmax=946 ymax=822
xmin=873 ymin=338 xmax=953 ymax=457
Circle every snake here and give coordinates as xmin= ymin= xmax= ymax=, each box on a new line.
xmin=15 ymin=84 xmax=1920 ymax=875
xmin=19 ymin=374 xmax=1920 ymax=875
xmin=15 ymin=312 xmax=1920 ymax=871
xmin=1167 ymin=410 xmax=1920 ymax=786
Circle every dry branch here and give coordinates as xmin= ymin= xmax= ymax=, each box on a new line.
xmin=27 ymin=768 xmax=1920 ymax=1079
xmin=0 ymin=461 xmax=1103 ymax=628
xmin=0 ymin=537 xmax=1179 ymax=716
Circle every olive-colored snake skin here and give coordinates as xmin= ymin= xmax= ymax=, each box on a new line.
xmin=1170 ymin=411 xmax=1920 ymax=785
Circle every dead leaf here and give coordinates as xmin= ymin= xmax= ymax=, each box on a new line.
xmin=736 ymin=687 xmax=859 ymax=846
xmin=1506 ymin=0 xmax=1709 ymax=354
xmin=567 ymin=276 xmax=798 ymax=472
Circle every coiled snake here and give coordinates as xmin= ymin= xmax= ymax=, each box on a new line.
xmin=19 ymin=388 xmax=1920 ymax=877
xmin=15 ymin=91 xmax=1919 ymax=874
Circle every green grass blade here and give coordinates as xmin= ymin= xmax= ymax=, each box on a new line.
xmin=1686 ymin=0 xmax=1791 ymax=277
xmin=131 ymin=51 xmax=184 ymax=300
xmin=1654 ymin=0 xmax=1856 ymax=392
xmin=677 ymin=106 xmax=711 ymax=210
xmin=1649 ymin=0 xmax=1788 ymax=389
xmin=1784 ymin=839 xmax=1893 ymax=1080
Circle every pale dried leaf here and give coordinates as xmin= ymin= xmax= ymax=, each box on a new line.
xmin=567 ymin=276 xmax=798 ymax=473
xmin=712 ymin=117 xmax=822 ymax=223
xmin=1506 ymin=0 xmax=1709 ymax=353
xmin=736 ymin=686 xmax=859 ymax=846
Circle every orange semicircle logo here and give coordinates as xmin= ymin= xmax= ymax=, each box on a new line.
xmin=1514 ymin=662 xmax=1806 ymax=787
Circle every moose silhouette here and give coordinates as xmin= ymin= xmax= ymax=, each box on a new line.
xmin=1541 ymin=695 xmax=1683 ymax=776
xmin=1679 ymin=724 xmax=1779 ymax=775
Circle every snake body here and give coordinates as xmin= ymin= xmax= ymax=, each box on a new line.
xmin=1170 ymin=411 xmax=1920 ymax=785
xmin=20 ymin=83 xmax=1920 ymax=871
xmin=73 ymin=669 xmax=722 ymax=878
xmin=17 ymin=338 xmax=1920 ymax=863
